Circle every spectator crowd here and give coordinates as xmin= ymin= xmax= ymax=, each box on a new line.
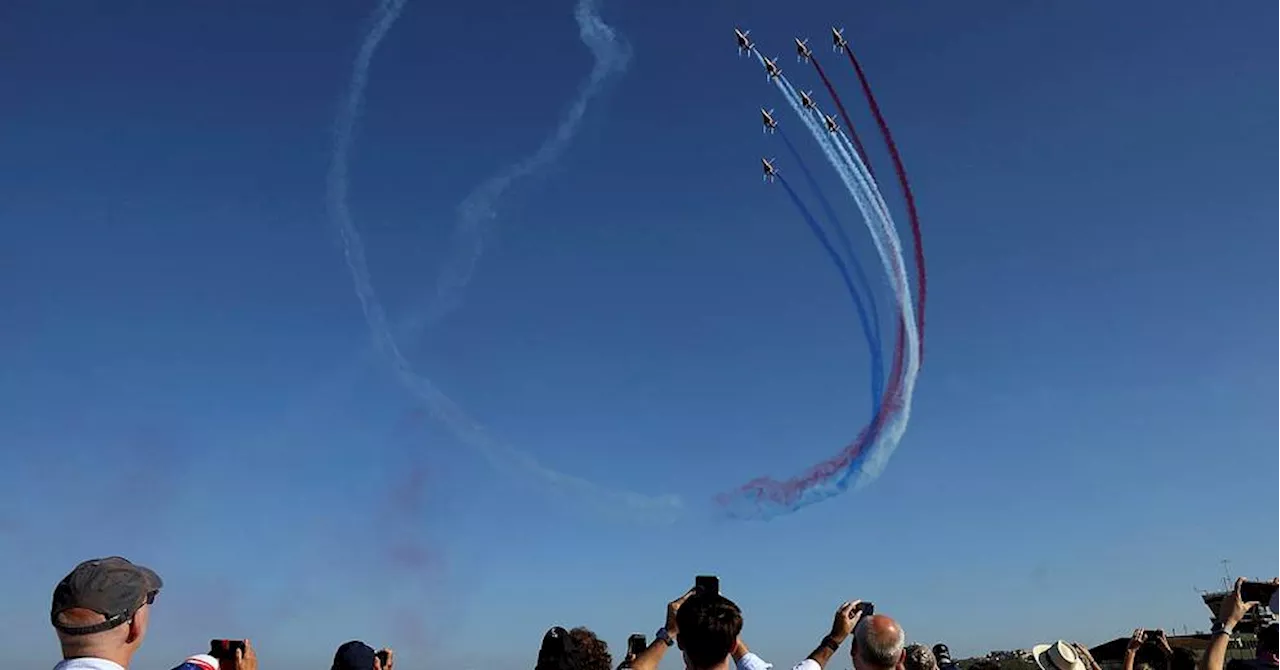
xmin=46 ymin=556 xmax=1278 ymax=670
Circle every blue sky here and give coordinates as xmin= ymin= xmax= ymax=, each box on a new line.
xmin=1 ymin=0 xmax=1275 ymax=668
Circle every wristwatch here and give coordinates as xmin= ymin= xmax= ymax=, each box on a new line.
xmin=821 ymin=636 xmax=842 ymax=652
xmin=1210 ymin=622 xmax=1235 ymax=637
xmin=656 ymin=628 xmax=675 ymax=647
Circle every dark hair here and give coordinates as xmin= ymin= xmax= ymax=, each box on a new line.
xmin=675 ymin=594 xmax=743 ymax=670
xmin=535 ymin=626 xmax=612 ymax=670
xmin=1169 ymin=648 xmax=1197 ymax=670
xmin=569 ymin=628 xmax=612 ymax=670
xmin=1259 ymin=625 xmax=1278 ymax=656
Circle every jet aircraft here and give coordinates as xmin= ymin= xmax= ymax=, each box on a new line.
xmin=832 ymin=27 xmax=849 ymax=53
xmin=795 ymin=37 xmax=813 ymax=63
xmin=761 ymin=108 xmax=778 ymax=133
xmin=763 ymin=56 xmax=782 ymax=80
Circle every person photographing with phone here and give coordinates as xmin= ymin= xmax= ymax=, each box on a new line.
xmin=173 ymin=641 xmax=257 ymax=670
xmin=1199 ymin=577 xmax=1280 ymax=670
xmin=793 ymin=600 xmax=905 ymax=670
xmin=1123 ymin=629 xmax=1173 ymax=670
xmin=331 ymin=640 xmax=396 ymax=670
xmin=629 ymin=577 xmax=772 ymax=670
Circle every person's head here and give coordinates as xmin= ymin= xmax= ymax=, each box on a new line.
xmin=932 ymin=645 xmax=954 ymax=668
xmin=333 ymin=641 xmax=379 ymax=670
xmin=1257 ymin=624 xmax=1278 ymax=665
xmin=1169 ymin=648 xmax=1198 ymax=670
xmin=1032 ymin=641 xmax=1087 ymax=670
xmin=905 ymin=644 xmax=938 ymax=670
xmin=51 ymin=556 xmax=162 ymax=666
xmin=852 ymin=615 xmax=906 ymax=670
xmin=535 ymin=626 xmax=613 ymax=670
xmin=675 ymin=593 xmax=743 ymax=670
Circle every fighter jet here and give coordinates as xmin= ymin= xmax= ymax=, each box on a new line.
xmin=800 ymin=90 xmax=817 ymax=110
xmin=795 ymin=37 xmax=813 ymax=63
xmin=763 ymin=56 xmax=782 ymax=80
xmin=832 ymin=27 xmax=849 ymax=53
xmin=761 ymin=108 xmax=778 ymax=133
xmin=761 ymin=157 xmax=778 ymax=183
xmin=823 ymin=113 xmax=839 ymax=133
xmin=734 ymin=28 xmax=753 ymax=55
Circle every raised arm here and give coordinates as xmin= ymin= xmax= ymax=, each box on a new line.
xmin=632 ymin=589 xmax=697 ymax=670
xmin=1199 ymin=578 xmax=1266 ymax=670
xmin=798 ymin=601 xmax=862 ymax=670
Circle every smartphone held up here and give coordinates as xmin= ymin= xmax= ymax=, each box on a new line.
xmin=209 ymin=640 xmax=246 ymax=661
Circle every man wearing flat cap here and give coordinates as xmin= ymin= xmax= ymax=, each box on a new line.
xmin=50 ymin=556 xmax=163 ymax=670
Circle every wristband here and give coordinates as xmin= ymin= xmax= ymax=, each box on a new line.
xmin=821 ymin=636 xmax=841 ymax=652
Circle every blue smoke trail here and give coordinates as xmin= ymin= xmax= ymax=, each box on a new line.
xmin=773 ymin=68 xmax=916 ymax=491
xmin=774 ymin=68 xmax=921 ymax=492
xmin=776 ymin=128 xmax=884 ymax=413
xmin=327 ymin=0 xmax=682 ymax=521
xmin=723 ymin=50 xmax=920 ymax=515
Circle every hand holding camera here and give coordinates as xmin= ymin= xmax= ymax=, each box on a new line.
xmin=209 ymin=639 xmax=257 ymax=670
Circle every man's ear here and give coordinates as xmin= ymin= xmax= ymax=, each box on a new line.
xmin=896 ymin=650 xmax=906 ymax=670
xmin=125 ymin=607 xmax=148 ymax=644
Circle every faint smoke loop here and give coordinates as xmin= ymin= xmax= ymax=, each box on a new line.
xmin=327 ymin=0 xmax=682 ymax=522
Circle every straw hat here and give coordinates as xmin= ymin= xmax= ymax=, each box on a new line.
xmin=1032 ymin=641 xmax=1087 ymax=670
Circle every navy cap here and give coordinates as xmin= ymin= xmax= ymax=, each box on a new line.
xmin=333 ymin=640 xmax=377 ymax=670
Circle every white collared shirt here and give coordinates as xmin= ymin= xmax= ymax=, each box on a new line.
xmin=791 ymin=660 xmax=821 ymax=670
xmin=54 ymin=658 xmax=126 ymax=670
xmin=738 ymin=652 xmax=775 ymax=670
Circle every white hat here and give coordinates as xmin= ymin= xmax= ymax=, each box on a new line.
xmin=1031 ymin=641 xmax=1087 ymax=670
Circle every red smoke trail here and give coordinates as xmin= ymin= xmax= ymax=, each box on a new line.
xmin=810 ymin=56 xmax=877 ymax=181
xmin=728 ymin=321 xmax=905 ymax=509
xmin=843 ymin=46 xmax=928 ymax=364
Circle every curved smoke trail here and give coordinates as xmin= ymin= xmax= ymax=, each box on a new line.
xmin=423 ymin=0 xmax=633 ymax=326
xmin=717 ymin=50 xmax=920 ymax=518
xmin=776 ymin=128 xmax=883 ymax=414
xmin=327 ymin=0 xmax=682 ymax=521
xmin=780 ymin=68 xmax=920 ymax=498
xmin=842 ymin=44 xmax=928 ymax=365
xmin=808 ymin=56 xmax=875 ymax=180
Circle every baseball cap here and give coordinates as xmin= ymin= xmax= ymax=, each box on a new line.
xmin=51 ymin=556 xmax=163 ymax=636
xmin=332 ymin=640 xmax=377 ymax=670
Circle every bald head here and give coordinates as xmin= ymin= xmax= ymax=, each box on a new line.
xmin=854 ymin=615 xmax=906 ymax=670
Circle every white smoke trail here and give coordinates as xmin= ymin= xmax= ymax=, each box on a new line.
xmin=326 ymin=0 xmax=682 ymax=522
xmin=763 ymin=53 xmax=921 ymax=491
xmin=422 ymin=0 xmax=632 ymax=327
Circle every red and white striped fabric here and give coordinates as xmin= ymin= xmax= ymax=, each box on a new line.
xmin=171 ymin=654 xmax=219 ymax=670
